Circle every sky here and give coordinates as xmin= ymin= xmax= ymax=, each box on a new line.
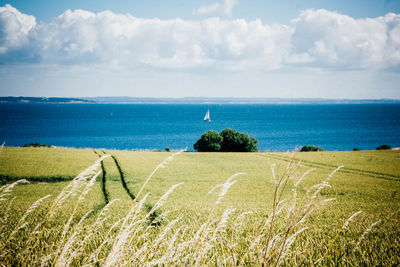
xmin=0 ymin=0 xmax=400 ymax=99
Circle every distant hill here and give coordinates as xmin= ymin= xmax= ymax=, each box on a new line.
xmin=1 ymin=96 xmax=399 ymax=104
xmin=0 ymin=97 xmax=92 ymax=103
xmin=82 ymin=96 xmax=400 ymax=104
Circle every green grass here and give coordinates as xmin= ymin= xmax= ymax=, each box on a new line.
xmin=0 ymin=147 xmax=97 ymax=181
xmin=0 ymin=147 xmax=399 ymax=265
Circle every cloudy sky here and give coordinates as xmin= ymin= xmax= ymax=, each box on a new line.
xmin=0 ymin=0 xmax=399 ymax=98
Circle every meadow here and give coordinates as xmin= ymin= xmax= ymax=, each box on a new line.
xmin=0 ymin=146 xmax=399 ymax=266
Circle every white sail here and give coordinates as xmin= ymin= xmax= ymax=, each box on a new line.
xmin=203 ymin=109 xmax=211 ymax=121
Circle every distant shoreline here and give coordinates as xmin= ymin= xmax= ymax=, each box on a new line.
xmin=0 ymin=97 xmax=92 ymax=104
xmin=1 ymin=96 xmax=400 ymax=105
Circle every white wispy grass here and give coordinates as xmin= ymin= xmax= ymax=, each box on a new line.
xmin=135 ymin=150 xmax=184 ymax=201
xmin=151 ymin=182 xmax=184 ymax=212
xmin=104 ymin=193 xmax=151 ymax=267
xmin=309 ymin=165 xmax=343 ymax=200
xmin=343 ymin=211 xmax=363 ymax=230
xmin=215 ymin=173 xmax=245 ymax=206
xmin=0 ymin=179 xmax=30 ymax=203
xmin=6 ymin=194 xmax=52 ymax=239
xmin=353 ymin=220 xmax=381 ymax=252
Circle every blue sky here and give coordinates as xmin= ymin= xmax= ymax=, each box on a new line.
xmin=3 ymin=0 xmax=399 ymax=23
xmin=0 ymin=0 xmax=400 ymax=98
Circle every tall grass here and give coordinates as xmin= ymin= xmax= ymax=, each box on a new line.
xmin=0 ymin=153 xmax=389 ymax=266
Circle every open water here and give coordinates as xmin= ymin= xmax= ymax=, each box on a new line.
xmin=0 ymin=103 xmax=399 ymax=151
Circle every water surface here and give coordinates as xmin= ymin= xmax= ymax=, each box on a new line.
xmin=1 ymin=103 xmax=399 ymax=151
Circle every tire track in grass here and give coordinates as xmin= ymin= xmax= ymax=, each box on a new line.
xmin=254 ymin=153 xmax=400 ymax=181
xmin=94 ymin=150 xmax=110 ymax=204
xmin=110 ymin=154 xmax=164 ymax=226
xmin=110 ymin=155 xmax=136 ymax=200
xmin=268 ymin=153 xmax=400 ymax=181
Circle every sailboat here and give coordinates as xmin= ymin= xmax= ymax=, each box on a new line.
xmin=203 ymin=109 xmax=211 ymax=122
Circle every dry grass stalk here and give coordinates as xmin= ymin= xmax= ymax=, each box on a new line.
xmin=135 ymin=150 xmax=184 ymax=202
xmin=343 ymin=211 xmax=363 ymax=230
xmin=353 ymin=220 xmax=381 ymax=252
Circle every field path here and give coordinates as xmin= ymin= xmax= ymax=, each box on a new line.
xmin=254 ymin=153 xmax=400 ymax=181
xmin=110 ymin=154 xmax=136 ymax=200
xmin=94 ymin=150 xmax=110 ymax=203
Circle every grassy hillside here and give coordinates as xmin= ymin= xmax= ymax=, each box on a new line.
xmin=0 ymin=147 xmax=399 ymax=265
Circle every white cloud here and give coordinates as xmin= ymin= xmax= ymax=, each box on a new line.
xmin=3 ymin=7 xmax=291 ymax=70
xmin=0 ymin=4 xmax=36 ymax=53
xmin=0 ymin=5 xmax=399 ymax=72
xmin=193 ymin=0 xmax=238 ymax=17
xmin=290 ymin=9 xmax=400 ymax=69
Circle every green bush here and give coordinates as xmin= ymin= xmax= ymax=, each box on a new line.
xmin=22 ymin=142 xmax=51 ymax=148
xmin=353 ymin=147 xmax=361 ymax=151
xmin=165 ymin=147 xmax=170 ymax=152
xmin=194 ymin=128 xmax=258 ymax=152
xmin=193 ymin=130 xmax=223 ymax=152
xmin=220 ymin=128 xmax=258 ymax=152
xmin=300 ymin=145 xmax=324 ymax=152
xmin=376 ymin=144 xmax=392 ymax=150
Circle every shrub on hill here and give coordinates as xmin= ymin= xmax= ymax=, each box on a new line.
xmin=193 ymin=128 xmax=258 ymax=152
xmin=300 ymin=145 xmax=324 ymax=152
xmin=193 ymin=130 xmax=223 ymax=152
xmin=353 ymin=147 xmax=361 ymax=151
xmin=220 ymin=128 xmax=258 ymax=152
xmin=376 ymin=144 xmax=392 ymax=150
xmin=22 ymin=142 xmax=51 ymax=148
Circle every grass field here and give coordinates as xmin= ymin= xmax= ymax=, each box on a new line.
xmin=0 ymin=147 xmax=399 ymax=265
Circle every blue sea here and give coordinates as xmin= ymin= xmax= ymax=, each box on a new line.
xmin=1 ymin=103 xmax=399 ymax=151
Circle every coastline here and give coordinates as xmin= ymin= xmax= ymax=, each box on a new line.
xmin=2 ymin=96 xmax=400 ymax=105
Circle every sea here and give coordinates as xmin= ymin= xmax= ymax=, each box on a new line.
xmin=1 ymin=103 xmax=399 ymax=152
